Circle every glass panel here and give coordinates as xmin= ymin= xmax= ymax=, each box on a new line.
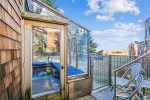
xmin=146 ymin=24 xmax=150 ymax=40
xmin=24 ymin=0 xmax=65 ymax=22
xmin=78 ymin=29 xmax=88 ymax=74
xmin=67 ymin=23 xmax=89 ymax=77
xmin=68 ymin=25 xmax=77 ymax=68
xmin=32 ymin=26 xmax=60 ymax=96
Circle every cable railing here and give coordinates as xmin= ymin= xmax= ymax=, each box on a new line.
xmin=113 ymin=51 xmax=150 ymax=100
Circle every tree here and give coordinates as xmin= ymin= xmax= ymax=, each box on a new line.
xmin=41 ymin=0 xmax=57 ymax=9
xmin=89 ymin=34 xmax=98 ymax=53
xmin=34 ymin=31 xmax=45 ymax=55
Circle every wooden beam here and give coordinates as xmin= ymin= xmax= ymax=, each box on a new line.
xmin=21 ymin=12 xmax=69 ymax=25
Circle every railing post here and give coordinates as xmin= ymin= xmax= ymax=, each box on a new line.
xmin=113 ymin=71 xmax=117 ymax=100
xmin=89 ymin=54 xmax=92 ymax=77
xmin=90 ymin=55 xmax=94 ymax=77
xmin=108 ymin=55 xmax=112 ymax=86
xmin=89 ymin=54 xmax=94 ymax=90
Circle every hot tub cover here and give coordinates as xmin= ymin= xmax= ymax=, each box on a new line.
xmin=32 ymin=62 xmax=84 ymax=76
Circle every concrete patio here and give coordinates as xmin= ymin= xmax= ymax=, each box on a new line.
xmin=91 ymin=87 xmax=113 ymax=100
xmin=75 ymin=87 xmax=113 ymax=100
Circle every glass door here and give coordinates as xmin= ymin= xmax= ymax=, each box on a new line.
xmin=32 ymin=26 xmax=61 ymax=97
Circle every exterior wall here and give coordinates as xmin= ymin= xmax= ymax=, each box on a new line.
xmin=68 ymin=77 xmax=92 ymax=100
xmin=0 ymin=0 xmax=22 ymax=100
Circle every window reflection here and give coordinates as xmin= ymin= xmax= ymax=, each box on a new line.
xmin=33 ymin=27 xmax=60 ymax=62
xmin=68 ymin=25 xmax=77 ymax=68
xmin=25 ymin=0 xmax=62 ymax=19
xmin=68 ymin=24 xmax=89 ymax=76
xmin=32 ymin=26 xmax=60 ymax=96
xmin=78 ymin=29 xmax=88 ymax=74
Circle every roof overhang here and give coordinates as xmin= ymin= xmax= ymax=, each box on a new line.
xmin=21 ymin=11 xmax=69 ymax=25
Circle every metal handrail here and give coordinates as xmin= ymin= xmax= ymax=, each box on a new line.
xmin=114 ymin=51 xmax=150 ymax=72
xmin=113 ymin=51 xmax=150 ymax=100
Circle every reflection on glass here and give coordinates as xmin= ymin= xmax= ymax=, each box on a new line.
xmin=78 ymin=29 xmax=88 ymax=74
xmin=68 ymin=24 xmax=89 ymax=76
xmin=33 ymin=27 xmax=60 ymax=62
xmin=146 ymin=25 xmax=150 ymax=40
xmin=68 ymin=25 xmax=77 ymax=68
xmin=24 ymin=0 xmax=64 ymax=22
xmin=32 ymin=26 xmax=60 ymax=96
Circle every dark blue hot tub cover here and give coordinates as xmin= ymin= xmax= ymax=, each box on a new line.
xmin=32 ymin=62 xmax=84 ymax=76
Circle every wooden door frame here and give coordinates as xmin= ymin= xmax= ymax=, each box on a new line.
xmin=21 ymin=19 xmax=68 ymax=99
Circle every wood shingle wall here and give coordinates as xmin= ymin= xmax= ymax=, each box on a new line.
xmin=0 ymin=0 xmax=22 ymax=100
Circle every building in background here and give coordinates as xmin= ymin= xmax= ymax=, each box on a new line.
xmin=98 ymin=50 xmax=128 ymax=55
xmin=128 ymin=18 xmax=150 ymax=57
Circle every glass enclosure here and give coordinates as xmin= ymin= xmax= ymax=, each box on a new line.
xmin=24 ymin=0 xmax=90 ymax=97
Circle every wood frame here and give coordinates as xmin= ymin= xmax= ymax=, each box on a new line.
xmin=21 ymin=0 xmax=90 ymax=99
xmin=21 ymin=19 xmax=68 ymax=99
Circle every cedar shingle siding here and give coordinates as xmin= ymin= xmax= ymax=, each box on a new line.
xmin=0 ymin=0 xmax=22 ymax=100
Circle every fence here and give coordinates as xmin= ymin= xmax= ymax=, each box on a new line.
xmin=92 ymin=55 xmax=137 ymax=90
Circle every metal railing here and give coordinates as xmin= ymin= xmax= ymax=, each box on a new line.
xmin=113 ymin=51 xmax=150 ymax=100
xmin=92 ymin=55 xmax=137 ymax=90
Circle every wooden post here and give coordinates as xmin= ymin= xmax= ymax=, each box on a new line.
xmin=87 ymin=32 xmax=91 ymax=77
xmin=76 ymin=29 xmax=78 ymax=68
xmin=64 ymin=26 xmax=69 ymax=100
xmin=22 ymin=25 xmax=32 ymax=99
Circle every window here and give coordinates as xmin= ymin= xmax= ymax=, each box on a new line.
xmin=67 ymin=23 xmax=89 ymax=77
xmin=32 ymin=26 xmax=60 ymax=97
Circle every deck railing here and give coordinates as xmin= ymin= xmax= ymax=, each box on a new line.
xmin=91 ymin=54 xmax=137 ymax=90
xmin=113 ymin=51 xmax=150 ymax=100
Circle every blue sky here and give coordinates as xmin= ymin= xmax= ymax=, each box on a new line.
xmin=55 ymin=0 xmax=150 ymax=50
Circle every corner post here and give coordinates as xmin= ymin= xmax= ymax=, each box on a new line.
xmin=108 ymin=55 xmax=112 ymax=86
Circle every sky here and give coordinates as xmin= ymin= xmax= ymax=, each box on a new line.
xmin=55 ymin=0 xmax=150 ymax=50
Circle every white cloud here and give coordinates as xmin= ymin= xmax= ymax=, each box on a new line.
xmin=85 ymin=0 xmax=140 ymax=21
xmin=102 ymin=0 xmax=140 ymax=15
xmin=96 ymin=15 xmax=114 ymax=21
xmin=137 ymin=19 xmax=143 ymax=23
xmin=85 ymin=0 xmax=102 ymax=14
xmin=92 ymin=22 xmax=144 ymax=50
